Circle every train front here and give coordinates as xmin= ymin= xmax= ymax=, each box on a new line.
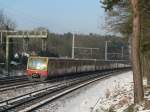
xmin=27 ymin=57 xmax=48 ymax=81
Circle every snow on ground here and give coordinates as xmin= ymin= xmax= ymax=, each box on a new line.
xmin=37 ymin=71 xmax=134 ymax=112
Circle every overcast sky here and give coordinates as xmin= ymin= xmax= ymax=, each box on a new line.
xmin=0 ymin=0 xmax=106 ymax=34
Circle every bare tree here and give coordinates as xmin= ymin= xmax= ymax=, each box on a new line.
xmin=0 ymin=10 xmax=16 ymax=30
xmin=0 ymin=10 xmax=16 ymax=64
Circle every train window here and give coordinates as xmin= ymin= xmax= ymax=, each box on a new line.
xmin=55 ymin=61 xmax=59 ymax=68
xmin=70 ymin=61 xmax=73 ymax=67
xmin=56 ymin=61 xmax=62 ymax=69
xmin=58 ymin=61 xmax=63 ymax=68
xmin=28 ymin=57 xmax=48 ymax=70
xmin=49 ymin=61 xmax=55 ymax=69
xmin=62 ymin=61 xmax=66 ymax=68
xmin=59 ymin=61 xmax=63 ymax=68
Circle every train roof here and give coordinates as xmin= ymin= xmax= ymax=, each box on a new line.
xmin=28 ymin=56 xmax=130 ymax=63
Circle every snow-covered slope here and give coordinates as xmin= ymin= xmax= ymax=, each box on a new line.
xmin=37 ymin=71 xmax=134 ymax=112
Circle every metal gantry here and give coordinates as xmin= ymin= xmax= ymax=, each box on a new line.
xmin=0 ymin=30 xmax=48 ymax=75
xmin=72 ymin=33 xmax=75 ymax=59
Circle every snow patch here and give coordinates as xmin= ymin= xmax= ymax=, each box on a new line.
xmin=37 ymin=71 xmax=134 ymax=112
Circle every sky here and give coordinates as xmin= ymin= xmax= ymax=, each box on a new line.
xmin=0 ymin=0 xmax=106 ymax=34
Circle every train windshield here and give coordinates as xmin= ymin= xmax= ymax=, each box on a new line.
xmin=27 ymin=57 xmax=48 ymax=70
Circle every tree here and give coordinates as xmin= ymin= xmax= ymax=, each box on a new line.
xmin=140 ymin=0 xmax=150 ymax=85
xmin=0 ymin=10 xmax=16 ymax=30
xmin=101 ymin=0 xmax=144 ymax=103
xmin=102 ymin=0 xmax=132 ymax=38
xmin=0 ymin=10 xmax=16 ymax=68
xmin=131 ymin=0 xmax=144 ymax=103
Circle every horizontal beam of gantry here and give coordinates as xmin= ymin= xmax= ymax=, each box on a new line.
xmin=7 ymin=35 xmax=47 ymax=38
xmin=1 ymin=30 xmax=48 ymax=38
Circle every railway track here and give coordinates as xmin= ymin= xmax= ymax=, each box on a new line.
xmin=0 ymin=81 xmax=43 ymax=92
xmin=0 ymin=73 xmax=86 ymax=92
xmin=0 ymin=69 xmax=128 ymax=112
xmin=0 ymin=69 xmax=119 ymax=92
xmin=0 ymin=75 xmax=28 ymax=85
xmin=0 ymin=71 xmax=103 ymax=92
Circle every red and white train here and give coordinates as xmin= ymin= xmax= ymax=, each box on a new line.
xmin=26 ymin=56 xmax=130 ymax=81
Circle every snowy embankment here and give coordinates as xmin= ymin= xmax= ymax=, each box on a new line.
xmin=90 ymin=71 xmax=134 ymax=112
xmin=37 ymin=71 xmax=134 ymax=112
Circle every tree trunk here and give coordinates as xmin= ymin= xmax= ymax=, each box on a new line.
xmin=146 ymin=55 xmax=150 ymax=85
xmin=131 ymin=0 xmax=144 ymax=103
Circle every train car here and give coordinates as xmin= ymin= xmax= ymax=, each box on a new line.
xmin=27 ymin=56 xmax=96 ymax=80
xmin=27 ymin=56 xmax=129 ymax=81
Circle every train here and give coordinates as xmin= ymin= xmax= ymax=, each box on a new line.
xmin=26 ymin=56 xmax=130 ymax=81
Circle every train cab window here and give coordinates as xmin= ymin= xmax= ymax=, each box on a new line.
xmin=28 ymin=57 xmax=48 ymax=70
